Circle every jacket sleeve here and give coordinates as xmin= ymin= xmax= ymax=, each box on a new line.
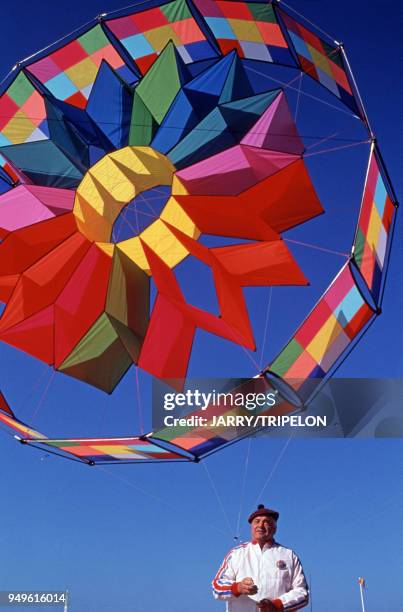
xmin=212 ymin=547 xmax=240 ymax=600
xmin=277 ymin=552 xmax=309 ymax=611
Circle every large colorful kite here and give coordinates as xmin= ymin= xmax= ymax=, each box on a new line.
xmin=0 ymin=0 xmax=398 ymax=464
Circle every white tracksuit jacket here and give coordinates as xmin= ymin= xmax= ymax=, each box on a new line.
xmin=212 ymin=540 xmax=308 ymax=611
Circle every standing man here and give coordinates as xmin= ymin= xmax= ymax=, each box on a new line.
xmin=212 ymin=504 xmax=308 ymax=611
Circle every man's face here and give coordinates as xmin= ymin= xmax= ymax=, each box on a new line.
xmin=251 ymin=515 xmax=276 ymax=544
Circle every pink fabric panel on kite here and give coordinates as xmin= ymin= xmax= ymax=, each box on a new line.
xmin=0 ymin=185 xmax=74 ymax=234
xmin=176 ymin=145 xmax=297 ymax=195
xmin=24 ymin=185 xmax=75 ymax=214
xmin=241 ymin=92 xmax=304 ymax=154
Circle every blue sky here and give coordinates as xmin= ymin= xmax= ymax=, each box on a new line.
xmin=0 ymin=1 xmax=402 ymax=611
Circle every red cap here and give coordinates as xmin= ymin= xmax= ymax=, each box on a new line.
xmin=248 ymin=504 xmax=279 ymax=523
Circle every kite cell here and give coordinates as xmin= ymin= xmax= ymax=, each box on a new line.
xmin=0 ymin=0 xmax=398 ymax=464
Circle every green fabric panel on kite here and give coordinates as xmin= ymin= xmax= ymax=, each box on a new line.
xmin=353 ymin=228 xmax=365 ymax=267
xmin=58 ymin=313 xmax=133 ymax=392
xmin=106 ymin=248 xmax=149 ymax=337
xmin=134 ymin=43 xmax=185 ymax=125
xmin=129 ymin=92 xmax=157 ymax=146
xmin=109 ymin=316 xmax=144 ymax=363
xmin=160 ymin=0 xmax=192 ymax=22
xmin=44 ymin=440 xmax=78 ymax=447
xmin=248 ymin=3 xmax=277 ymax=23
xmin=321 ymin=40 xmax=345 ymax=69
xmin=269 ymin=338 xmax=304 ymax=377
xmin=79 ymin=24 xmax=110 ymax=55
xmin=7 ymin=72 xmax=36 ymax=106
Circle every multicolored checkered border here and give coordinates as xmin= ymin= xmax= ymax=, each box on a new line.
xmin=278 ymin=9 xmax=361 ymax=115
xmin=26 ymin=25 xmax=136 ymax=108
xmin=0 ymin=71 xmax=48 ymax=146
xmin=352 ymin=148 xmax=396 ymax=303
xmin=0 ymin=408 xmax=46 ymax=440
xmin=267 ymin=262 xmax=376 ymax=401
xmin=150 ymin=376 xmax=297 ymax=458
xmin=27 ymin=437 xmax=188 ymax=463
xmin=194 ymin=0 xmax=294 ymax=64
xmin=105 ymin=0 xmax=218 ymax=75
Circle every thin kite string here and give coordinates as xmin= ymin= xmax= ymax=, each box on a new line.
xmin=0 ymin=68 xmax=15 ymax=89
xmin=294 ymin=72 xmax=303 ymax=123
xmin=240 ymin=345 xmax=261 ymax=372
xmin=135 ymin=366 xmax=144 ymax=435
xmin=202 ymin=461 xmax=234 ymax=536
xmin=18 ymin=363 xmax=51 ymax=417
xmin=29 ymin=370 xmax=56 ymax=421
xmin=235 ymin=437 xmax=252 ymax=539
xmin=98 ymin=464 xmax=231 ymax=536
xmin=136 ymin=191 xmax=159 ymax=217
xmin=304 ymin=139 xmax=370 ymax=158
xmin=305 ymin=131 xmax=340 ymax=152
xmin=279 ymin=0 xmax=338 ymax=44
xmin=0 ymin=110 xmax=367 ymax=146
xmin=259 ymin=288 xmax=273 ymax=370
xmin=245 ymin=65 xmax=355 ymax=119
xmin=100 ymin=0 xmax=158 ymax=18
xmin=13 ymin=18 xmax=96 ymax=67
xmin=284 ymin=238 xmax=350 ymax=259
xmin=254 ymin=434 xmax=293 ymax=504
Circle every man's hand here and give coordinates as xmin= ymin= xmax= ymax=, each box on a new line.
xmin=237 ymin=577 xmax=258 ymax=595
xmin=257 ymin=599 xmax=276 ymax=611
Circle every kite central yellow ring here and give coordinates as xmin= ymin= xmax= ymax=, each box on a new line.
xmin=73 ymin=146 xmax=199 ymax=273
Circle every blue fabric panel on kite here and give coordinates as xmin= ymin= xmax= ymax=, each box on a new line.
xmin=184 ymin=52 xmax=246 ymax=112
xmin=372 ymin=261 xmax=383 ymax=304
xmin=221 ymin=90 xmax=280 ymax=123
xmin=115 ymin=63 xmax=139 ymax=86
xmin=151 ymin=91 xmax=200 ymax=153
xmin=1 ymin=141 xmax=84 ymax=188
xmin=46 ymin=96 xmax=114 ymax=152
xmin=167 ymin=107 xmax=233 ymax=168
xmin=45 ymin=98 xmax=90 ymax=169
xmin=296 ymin=364 xmax=327 ymax=401
xmin=87 ymin=61 xmax=134 ymax=150
xmin=185 ymin=58 xmax=218 ymax=79
xmin=217 ymin=52 xmax=254 ymax=103
xmin=153 ymin=52 xmax=257 ymax=154
xmin=168 ymin=89 xmax=280 ymax=168
xmin=172 ymin=44 xmax=193 ymax=84
xmin=0 ymin=176 xmax=12 ymax=194
xmin=188 ymin=436 xmax=230 ymax=458
xmin=89 ymin=145 xmax=109 ymax=165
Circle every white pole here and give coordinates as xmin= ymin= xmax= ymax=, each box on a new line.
xmin=64 ymin=590 xmax=69 ymax=612
xmin=359 ymin=581 xmax=366 ymax=612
